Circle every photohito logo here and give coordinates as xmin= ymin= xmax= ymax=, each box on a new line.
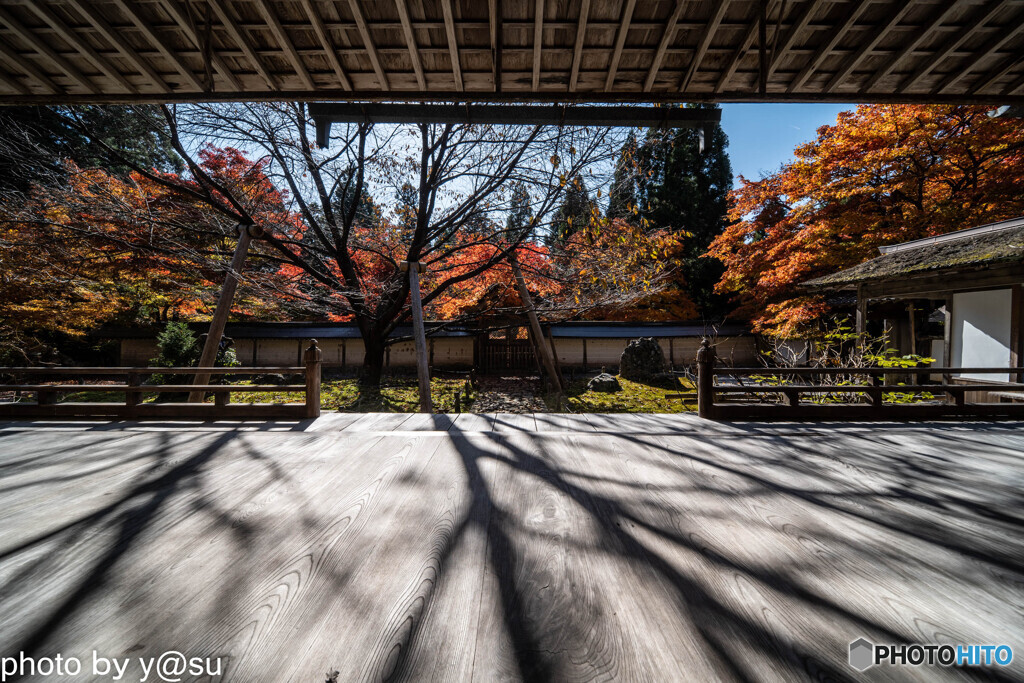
xmin=849 ymin=638 xmax=1013 ymax=671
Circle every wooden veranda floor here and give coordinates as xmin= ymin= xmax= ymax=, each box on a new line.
xmin=1 ymin=414 xmax=1022 ymax=682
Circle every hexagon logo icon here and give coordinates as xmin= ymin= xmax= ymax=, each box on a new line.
xmin=849 ymin=638 xmax=875 ymax=671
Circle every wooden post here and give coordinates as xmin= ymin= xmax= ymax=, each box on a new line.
xmin=400 ymin=261 xmax=433 ymax=413
xmin=696 ymin=338 xmax=716 ymax=419
xmin=304 ymin=339 xmax=322 ymax=419
xmin=125 ymin=371 xmax=141 ymax=419
xmin=510 ymin=253 xmax=563 ymax=395
xmin=189 ymin=224 xmax=259 ymax=402
xmin=855 ymin=283 xmax=868 ymax=345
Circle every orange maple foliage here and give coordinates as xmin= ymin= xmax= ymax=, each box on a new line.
xmin=0 ymin=147 xmax=294 ymax=336
xmin=708 ymin=104 xmax=1024 ymax=336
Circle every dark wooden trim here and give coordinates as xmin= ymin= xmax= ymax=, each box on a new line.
xmin=1011 ymin=284 xmax=1023 ymax=383
xmin=3 ymin=90 xmax=1023 ymax=107
xmin=858 ymin=265 xmax=1024 ymax=300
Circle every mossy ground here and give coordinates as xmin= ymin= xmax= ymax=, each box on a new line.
xmin=227 ymin=376 xmax=474 ymax=413
xmin=559 ymin=375 xmax=696 ymax=413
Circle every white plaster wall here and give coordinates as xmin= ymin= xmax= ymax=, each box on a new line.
xmin=952 ymin=289 xmax=1012 ymax=382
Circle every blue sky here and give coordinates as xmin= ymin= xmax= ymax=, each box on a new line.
xmin=719 ymin=103 xmax=855 ymax=186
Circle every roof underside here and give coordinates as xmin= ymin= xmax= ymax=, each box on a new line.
xmin=803 ymin=223 xmax=1024 ymax=289
xmin=0 ymin=1 xmax=1023 ymax=105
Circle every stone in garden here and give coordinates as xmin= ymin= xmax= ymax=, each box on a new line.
xmin=619 ymin=337 xmax=667 ymax=380
xmin=587 ymin=372 xmax=621 ymax=393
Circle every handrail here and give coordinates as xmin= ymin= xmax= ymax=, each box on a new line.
xmin=694 ymin=339 xmax=1024 ymax=421
xmin=713 ymin=366 xmax=1024 ymax=375
xmin=0 ymin=340 xmax=322 ymax=420
xmin=0 ymin=366 xmax=304 ymax=374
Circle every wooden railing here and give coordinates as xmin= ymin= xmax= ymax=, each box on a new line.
xmin=0 ymin=340 xmax=322 ymax=420
xmin=695 ymin=339 xmax=1024 ymax=421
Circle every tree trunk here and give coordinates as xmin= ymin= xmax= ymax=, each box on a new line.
xmin=359 ymin=335 xmax=386 ymax=391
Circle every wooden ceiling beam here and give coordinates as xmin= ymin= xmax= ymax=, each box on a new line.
xmin=568 ymin=0 xmax=589 ymax=92
xmin=0 ymin=65 xmax=31 ymax=95
xmin=66 ymin=0 xmax=171 ymax=93
xmin=533 ymin=0 xmax=544 ymax=91
xmin=863 ymin=2 xmax=960 ymax=93
xmin=605 ymin=0 xmax=636 ymax=91
xmin=254 ymin=0 xmax=314 ymax=90
xmin=156 ymin=0 xmax=242 ymax=91
xmin=207 ymin=0 xmax=277 ymax=90
xmin=489 ymin=0 xmax=502 ymax=92
xmin=767 ymin=0 xmax=825 ymax=79
xmin=787 ymin=1 xmax=869 ymax=93
xmin=939 ymin=11 xmax=1024 ymax=94
xmin=0 ymin=41 xmax=59 ymax=94
xmin=299 ymin=0 xmax=351 ymax=90
xmin=824 ymin=1 xmax=914 ymax=93
xmin=678 ymin=0 xmax=728 ymax=92
xmin=0 ymin=5 xmax=95 ymax=93
xmin=440 ymin=0 xmax=463 ymax=92
xmin=395 ymin=0 xmax=426 ymax=90
xmin=645 ymin=0 xmax=684 ymax=92
xmin=716 ymin=0 xmax=775 ymax=94
xmin=24 ymin=0 xmax=135 ymax=93
xmin=898 ymin=0 xmax=1012 ymax=93
xmin=108 ymin=0 xmax=203 ymax=91
xmin=973 ymin=53 xmax=1024 ymax=94
xmin=1002 ymin=70 xmax=1024 ymax=96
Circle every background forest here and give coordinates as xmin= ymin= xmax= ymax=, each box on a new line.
xmin=1 ymin=102 xmax=1023 ymax=377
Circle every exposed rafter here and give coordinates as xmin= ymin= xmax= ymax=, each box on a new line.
xmin=787 ymin=1 xmax=869 ymax=93
xmin=254 ymin=0 xmax=314 ymax=90
xmin=346 ymin=0 xmax=388 ymax=90
xmin=605 ymin=0 xmax=636 ymax=91
xmin=395 ymin=0 xmax=426 ymax=90
xmin=533 ymin=0 xmax=544 ymax=91
xmin=716 ymin=0 xmax=775 ymax=94
xmin=0 ymin=5 xmax=95 ymax=93
xmin=489 ymin=0 xmax=501 ymax=92
xmin=108 ymin=0 xmax=203 ymax=91
xmin=974 ymin=54 xmax=1024 ymax=95
xmin=207 ymin=0 xmax=277 ymax=90
xmin=441 ymin=0 xmax=463 ymax=92
xmin=568 ymin=0 xmax=589 ymax=92
xmin=1004 ymin=70 xmax=1024 ymax=96
xmin=898 ymin=0 xmax=1012 ymax=93
xmin=679 ymin=0 xmax=728 ymax=92
xmin=863 ymin=2 xmax=960 ymax=93
xmin=156 ymin=0 xmax=242 ymax=91
xmin=824 ymin=1 xmax=914 ymax=93
xmin=24 ymin=0 xmax=135 ymax=93
xmin=767 ymin=0 xmax=824 ymax=80
xmin=299 ymin=0 xmax=351 ymax=90
xmin=66 ymin=0 xmax=171 ymax=93
xmin=0 ymin=41 xmax=58 ymax=94
xmin=0 ymin=66 xmax=31 ymax=95
xmin=645 ymin=0 xmax=684 ymax=92
xmin=938 ymin=11 xmax=1024 ymax=94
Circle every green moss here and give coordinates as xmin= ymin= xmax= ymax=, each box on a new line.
xmin=226 ymin=376 xmax=474 ymax=413
xmin=561 ymin=376 xmax=696 ymax=414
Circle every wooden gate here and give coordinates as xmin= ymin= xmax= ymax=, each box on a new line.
xmin=479 ymin=337 xmax=536 ymax=374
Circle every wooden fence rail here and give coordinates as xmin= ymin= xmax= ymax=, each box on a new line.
xmin=0 ymin=340 xmax=322 ymax=420
xmin=695 ymin=339 xmax=1024 ymax=421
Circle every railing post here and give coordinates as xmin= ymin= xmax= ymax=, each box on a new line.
xmin=696 ymin=338 xmax=716 ymax=419
xmin=125 ymin=371 xmax=141 ymax=419
xmin=304 ymin=339 xmax=322 ymax=419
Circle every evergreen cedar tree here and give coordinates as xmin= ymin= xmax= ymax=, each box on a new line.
xmin=709 ymin=104 xmax=1024 ymax=337
xmin=604 ymin=102 xmax=732 ymax=321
